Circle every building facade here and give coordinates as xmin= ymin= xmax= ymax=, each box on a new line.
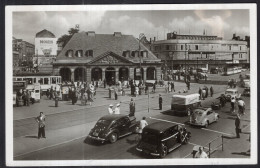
xmin=151 ymin=32 xmax=249 ymax=71
xmin=53 ymin=31 xmax=162 ymax=84
xmin=34 ymin=29 xmax=58 ymax=73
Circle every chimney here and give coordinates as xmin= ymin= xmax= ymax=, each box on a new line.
xmin=113 ymin=32 xmax=122 ymax=37
xmin=87 ymin=31 xmax=95 ymax=36
xmin=150 ymin=38 xmax=152 ymax=43
xmin=154 ymin=37 xmax=156 ymax=42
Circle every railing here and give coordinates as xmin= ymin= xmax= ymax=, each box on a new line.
xmin=184 ymin=135 xmax=224 ymax=158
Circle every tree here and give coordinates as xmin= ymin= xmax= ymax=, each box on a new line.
xmin=58 ymin=28 xmax=79 ymax=48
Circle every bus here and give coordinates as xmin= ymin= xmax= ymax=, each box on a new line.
xmin=13 ymin=74 xmax=62 ymax=93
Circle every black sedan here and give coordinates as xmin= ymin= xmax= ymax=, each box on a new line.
xmin=136 ymin=122 xmax=191 ymax=158
xmin=88 ymin=114 xmax=138 ymax=143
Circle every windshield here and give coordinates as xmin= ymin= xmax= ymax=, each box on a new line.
xmin=172 ymin=104 xmax=186 ymax=111
xmin=193 ymin=109 xmax=204 ymax=116
xmin=95 ymin=119 xmax=111 ymax=127
xmin=142 ymin=131 xmax=158 ymax=145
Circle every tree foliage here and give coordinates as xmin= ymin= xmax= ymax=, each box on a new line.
xmin=58 ymin=28 xmax=79 ymax=48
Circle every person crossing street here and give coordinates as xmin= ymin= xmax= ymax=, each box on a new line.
xmin=159 ymin=94 xmax=163 ymax=110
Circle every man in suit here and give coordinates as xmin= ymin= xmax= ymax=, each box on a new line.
xmin=159 ymin=94 xmax=163 ymax=110
xmin=235 ymin=114 xmax=241 ymax=138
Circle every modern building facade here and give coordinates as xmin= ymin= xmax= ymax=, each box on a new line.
xmin=34 ymin=29 xmax=58 ymax=73
xmin=151 ymin=32 xmax=249 ymax=71
xmin=53 ymin=31 xmax=162 ymax=84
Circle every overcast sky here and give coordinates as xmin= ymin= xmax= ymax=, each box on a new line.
xmin=13 ymin=10 xmax=249 ymax=44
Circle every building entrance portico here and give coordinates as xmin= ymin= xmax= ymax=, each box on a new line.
xmin=91 ymin=67 xmax=102 ymax=81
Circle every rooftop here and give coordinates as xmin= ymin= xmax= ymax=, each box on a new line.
xmin=36 ymin=29 xmax=56 ymax=38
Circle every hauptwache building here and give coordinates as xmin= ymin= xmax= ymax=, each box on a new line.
xmin=53 ymin=31 xmax=162 ymax=84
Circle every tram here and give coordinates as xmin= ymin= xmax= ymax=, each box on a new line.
xmin=13 ymin=73 xmax=62 ymax=93
xmin=223 ymin=62 xmax=242 ymax=75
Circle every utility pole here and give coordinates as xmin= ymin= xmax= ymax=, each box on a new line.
xmin=185 ymin=43 xmax=187 ymax=74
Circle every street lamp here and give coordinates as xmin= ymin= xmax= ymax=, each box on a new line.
xmin=139 ymin=33 xmax=145 ymax=81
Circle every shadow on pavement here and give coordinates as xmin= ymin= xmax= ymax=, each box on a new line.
xmin=83 ymin=137 xmax=104 ymax=146
xmin=24 ymin=135 xmax=38 ymax=139
xmin=126 ymin=145 xmax=153 ymax=159
xmin=48 ymin=105 xmax=58 ymax=107
xmin=231 ymin=151 xmax=250 ymax=156
xmin=222 ymin=135 xmax=236 ymax=139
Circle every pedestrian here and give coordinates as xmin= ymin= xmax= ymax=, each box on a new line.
xmin=114 ymin=88 xmax=118 ymax=100
xmin=231 ymin=97 xmax=236 ymax=113
xmin=135 ymin=84 xmax=139 ymax=97
xmin=235 ymin=114 xmax=241 ymax=138
xmin=195 ymin=146 xmax=208 ymax=158
xmin=50 ymin=86 xmax=53 ymax=100
xmin=46 ymin=89 xmax=50 ymax=98
xmin=168 ymin=82 xmax=172 ymax=92
xmin=204 ymin=74 xmax=208 ymax=81
xmin=114 ymin=103 xmax=120 ymax=114
xmin=210 ymin=86 xmax=214 ymax=97
xmin=159 ymin=94 xmax=163 ymax=110
xmin=198 ymin=87 xmax=202 ymax=100
xmin=139 ymin=117 xmax=148 ymax=134
xmin=129 ymin=98 xmax=135 ymax=117
xmin=205 ymin=86 xmax=208 ymax=98
xmin=187 ymin=81 xmax=190 ymax=90
xmin=82 ymin=90 xmax=88 ymax=105
xmin=108 ymin=104 xmax=114 ymax=114
xmin=71 ymin=88 xmax=77 ymax=105
xmin=192 ymin=145 xmax=200 ymax=158
xmin=237 ymin=98 xmax=245 ymax=115
xmin=25 ymin=90 xmax=30 ymax=106
xmin=201 ymin=89 xmax=206 ymax=100
xmin=103 ymin=78 xmax=106 ymax=88
xmin=171 ymin=82 xmax=175 ymax=92
xmin=35 ymin=112 xmax=46 ymax=139
xmin=165 ymin=84 xmax=168 ymax=93
xmin=153 ymin=83 xmax=156 ymax=93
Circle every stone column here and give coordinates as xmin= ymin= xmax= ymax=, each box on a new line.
xmin=71 ymin=68 xmax=75 ymax=82
xmin=156 ymin=66 xmax=161 ymax=80
xmin=86 ymin=68 xmax=91 ymax=83
xmin=115 ymin=68 xmax=119 ymax=83
xmin=102 ymin=68 xmax=106 ymax=80
xmin=143 ymin=67 xmax=147 ymax=83
xmin=129 ymin=67 xmax=134 ymax=80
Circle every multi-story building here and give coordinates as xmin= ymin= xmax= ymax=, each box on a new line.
xmin=34 ymin=29 xmax=58 ymax=73
xmin=12 ymin=37 xmax=35 ymax=68
xmin=53 ymin=31 xmax=161 ymax=84
xmin=150 ymin=32 xmax=249 ymax=71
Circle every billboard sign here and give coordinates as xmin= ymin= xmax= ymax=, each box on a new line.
xmin=35 ymin=38 xmax=58 ymax=56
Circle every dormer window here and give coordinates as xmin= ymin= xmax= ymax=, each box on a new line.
xmin=123 ymin=51 xmax=130 ymax=57
xmin=140 ymin=51 xmax=148 ymax=58
xmin=66 ymin=50 xmax=73 ymax=57
xmin=75 ymin=50 xmax=83 ymax=57
xmin=85 ymin=50 xmax=93 ymax=57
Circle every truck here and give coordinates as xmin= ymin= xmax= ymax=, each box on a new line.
xmin=171 ymin=93 xmax=200 ymax=116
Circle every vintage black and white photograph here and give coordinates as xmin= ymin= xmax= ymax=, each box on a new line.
xmin=6 ymin=4 xmax=257 ymax=166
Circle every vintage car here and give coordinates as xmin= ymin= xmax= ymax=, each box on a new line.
xmin=224 ymin=88 xmax=239 ymax=101
xmin=189 ymin=108 xmax=219 ymax=127
xmin=241 ymin=79 xmax=250 ymax=88
xmin=136 ymin=122 xmax=191 ymax=158
xmin=242 ymin=87 xmax=250 ymax=97
xmin=88 ymin=114 xmax=138 ymax=143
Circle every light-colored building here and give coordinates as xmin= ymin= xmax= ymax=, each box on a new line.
xmin=151 ymin=32 xmax=249 ymax=71
xmin=53 ymin=31 xmax=161 ymax=84
xmin=34 ymin=29 xmax=58 ymax=73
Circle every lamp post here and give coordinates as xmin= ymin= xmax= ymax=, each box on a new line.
xmin=197 ymin=57 xmax=199 ymax=70
xmin=139 ymin=33 xmax=145 ymax=81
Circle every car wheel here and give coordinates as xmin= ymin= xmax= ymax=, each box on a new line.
xmin=160 ymin=145 xmax=168 ymax=158
xmin=109 ymin=133 xmax=118 ymax=143
xmin=204 ymin=121 xmax=209 ymax=128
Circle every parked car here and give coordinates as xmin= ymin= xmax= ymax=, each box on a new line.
xmin=245 ymin=73 xmax=250 ymax=79
xmin=88 ymin=114 xmax=138 ymax=143
xmin=241 ymin=79 xmax=250 ymax=88
xmin=136 ymin=122 xmax=191 ymax=158
xmin=224 ymin=88 xmax=239 ymax=101
xmin=242 ymin=87 xmax=250 ymax=97
xmin=189 ymin=108 xmax=219 ymax=128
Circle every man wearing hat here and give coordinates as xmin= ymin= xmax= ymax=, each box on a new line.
xmin=114 ymin=103 xmax=120 ymax=114
xmin=108 ymin=104 xmax=114 ymax=114
xmin=129 ymin=98 xmax=135 ymax=117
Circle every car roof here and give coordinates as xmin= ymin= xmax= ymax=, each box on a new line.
xmin=99 ymin=114 xmax=127 ymax=121
xmin=226 ymin=88 xmax=238 ymax=91
xmin=144 ymin=122 xmax=176 ymax=134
